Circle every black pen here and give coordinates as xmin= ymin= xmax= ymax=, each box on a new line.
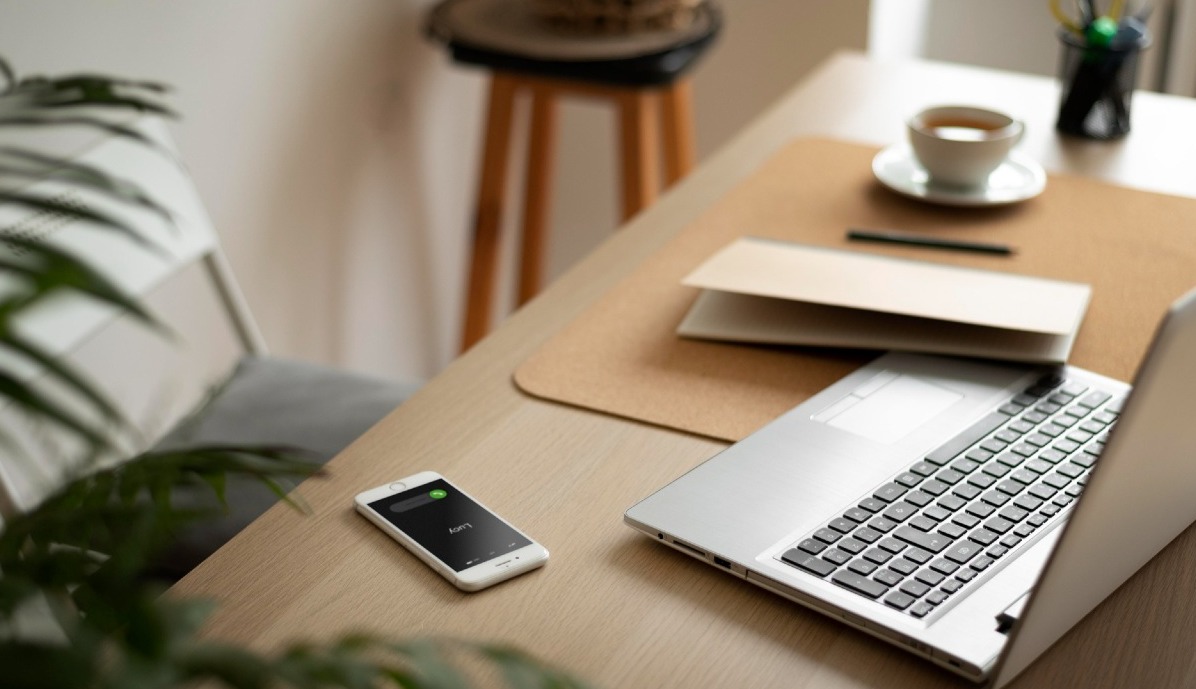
xmin=846 ymin=228 xmax=1015 ymax=256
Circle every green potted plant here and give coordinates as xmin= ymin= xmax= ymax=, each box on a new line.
xmin=0 ymin=57 xmax=585 ymax=689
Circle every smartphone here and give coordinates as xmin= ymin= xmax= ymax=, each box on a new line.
xmin=354 ymin=471 xmax=548 ymax=591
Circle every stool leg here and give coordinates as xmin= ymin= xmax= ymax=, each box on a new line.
xmin=461 ymin=74 xmax=518 ymax=352
xmin=661 ymin=79 xmax=697 ymax=187
xmin=617 ymin=89 xmax=660 ymax=222
xmin=517 ymin=86 xmax=558 ymax=306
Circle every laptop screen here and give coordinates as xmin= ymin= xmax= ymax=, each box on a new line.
xmin=994 ymin=288 xmax=1196 ymax=685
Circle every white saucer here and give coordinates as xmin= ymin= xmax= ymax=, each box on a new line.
xmin=872 ymin=144 xmax=1047 ymax=207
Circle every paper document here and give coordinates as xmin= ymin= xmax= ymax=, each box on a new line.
xmin=679 ymin=237 xmax=1092 ymax=363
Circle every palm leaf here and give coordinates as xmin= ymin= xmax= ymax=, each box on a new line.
xmin=0 ymin=236 xmax=162 ymax=328
xmin=0 ymin=115 xmax=160 ymax=147
xmin=0 ymin=190 xmax=158 ymax=250
xmin=0 ymin=57 xmax=14 ymax=91
xmin=0 ymin=370 xmax=108 ymax=450
xmin=12 ymin=75 xmax=175 ymax=118
xmin=0 ymin=147 xmax=173 ymax=219
xmin=0 ymin=332 xmax=124 ymax=425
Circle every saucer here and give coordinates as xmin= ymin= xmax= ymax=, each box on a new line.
xmin=872 ymin=144 xmax=1047 ymax=207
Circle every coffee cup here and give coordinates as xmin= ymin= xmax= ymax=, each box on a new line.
xmin=907 ymin=106 xmax=1024 ymax=188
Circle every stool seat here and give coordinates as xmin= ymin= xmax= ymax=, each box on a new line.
xmin=427 ymin=0 xmax=721 ymax=350
xmin=427 ymin=0 xmax=721 ymax=86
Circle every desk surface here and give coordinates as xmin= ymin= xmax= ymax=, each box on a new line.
xmin=174 ymin=53 xmax=1196 ymax=689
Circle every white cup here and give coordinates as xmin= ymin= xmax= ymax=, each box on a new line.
xmin=907 ymin=106 xmax=1024 ymax=188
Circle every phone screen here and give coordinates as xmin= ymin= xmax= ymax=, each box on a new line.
xmin=368 ymin=479 xmax=531 ymax=572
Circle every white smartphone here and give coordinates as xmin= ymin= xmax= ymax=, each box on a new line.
xmin=354 ymin=471 xmax=548 ymax=591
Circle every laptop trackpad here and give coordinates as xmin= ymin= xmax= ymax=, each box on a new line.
xmin=815 ymin=373 xmax=963 ymax=444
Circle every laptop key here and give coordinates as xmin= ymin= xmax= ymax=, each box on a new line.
xmin=983 ymin=517 xmax=1014 ymax=535
xmin=782 ymin=549 xmax=835 ymax=577
xmin=890 ymin=559 xmax=917 ymax=576
xmin=951 ymin=458 xmax=980 ymax=474
xmin=937 ymin=495 xmax=966 ymax=512
xmin=944 ymin=541 xmax=982 ymax=564
xmin=923 ymin=506 xmax=951 ymax=522
xmin=863 ymin=548 xmax=893 ymax=565
xmin=1040 ymin=449 xmax=1066 ymax=463
xmin=904 ymin=491 xmax=933 ymax=507
xmin=938 ymin=522 xmax=966 ymax=540
xmin=1043 ymin=473 xmax=1071 ymax=489
xmin=838 ymin=538 xmax=866 ymax=554
xmin=930 ymin=559 xmax=959 ymax=575
xmin=969 ymin=528 xmax=1000 ymax=546
xmin=814 ymin=528 xmax=842 ymax=544
xmin=971 ymin=556 xmax=996 ymax=571
xmin=895 ymin=472 xmax=922 ymax=488
xmin=965 ymin=502 xmax=995 ymax=519
xmin=953 ymin=484 xmax=982 ymax=501
xmin=884 ymin=591 xmax=916 ymax=610
xmin=853 ymin=527 xmax=882 ymax=543
xmin=874 ymin=569 xmax=903 ymax=587
xmin=869 ymin=517 xmax=897 ymax=533
xmin=915 ymin=569 xmax=945 ymax=587
xmin=904 ymin=548 xmax=933 ymax=565
xmin=1079 ymin=390 xmax=1112 ymax=408
xmin=968 ymin=473 xmax=997 ymax=489
xmin=909 ymin=516 xmax=938 ymax=532
xmin=981 ymin=490 xmax=1011 ymax=507
xmin=920 ymin=480 xmax=950 ymax=496
xmin=833 ymin=570 xmax=888 ymax=599
xmin=893 ymin=525 xmax=951 ymax=553
xmin=910 ymin=461 xmax=938 ymax=477
xmin=883 ymin=502 xmax=917 ymax=522
xmin=829 ymin=517 xmax=857 ymax=533
xmin=900 ymin=580 xmax=931 ymax=598
xmin=848 ymin=559 xmax=878 ymax=576
xmin=823 ymin=549 xmax=851 ymax=566
xmin=909 ymin=602 xmax=934 ymax=618
xmin=997 ymin=452 xmax=1026 ymax=468
xmin=798 ymin=539 xmax=827 ymax=554
xmin=874 ymin=483 xmax=908 ymax=503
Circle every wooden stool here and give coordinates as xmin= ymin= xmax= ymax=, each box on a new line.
xmin=427 ymin=0 xmax=722 ymax=351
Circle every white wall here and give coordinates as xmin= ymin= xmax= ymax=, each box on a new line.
xmin=0 ymin=1 xmax=867 ymax=385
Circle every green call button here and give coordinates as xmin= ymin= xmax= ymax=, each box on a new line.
xmin=429 ymin=489 xmax=447 ymax=499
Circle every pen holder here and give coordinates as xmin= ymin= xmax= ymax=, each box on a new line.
xmin=1056 ymin=29 xmax=1149 ymax=140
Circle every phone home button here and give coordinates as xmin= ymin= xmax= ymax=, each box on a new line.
xmin=389 ymin=482 xmax=407 ymax=491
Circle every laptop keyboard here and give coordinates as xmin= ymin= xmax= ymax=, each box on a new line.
xmin=778 ymin=372 xmax=1122 ymax=620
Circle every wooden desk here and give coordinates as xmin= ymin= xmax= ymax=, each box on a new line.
xmin=174 ymin=53 xmax=1196 ymax=688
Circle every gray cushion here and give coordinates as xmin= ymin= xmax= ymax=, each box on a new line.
xmin=149 ymin=356 xmax=419 ymax=579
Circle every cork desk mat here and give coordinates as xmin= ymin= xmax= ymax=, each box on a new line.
xmin=514 ymin=137 xmax=1196 ymax=443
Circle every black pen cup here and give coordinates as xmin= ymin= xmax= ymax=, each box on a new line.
xmin=1056 ymin=29 xmax=1149 ymax=140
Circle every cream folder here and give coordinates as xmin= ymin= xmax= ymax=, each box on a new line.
xmin=678 ymin=237 xmax=1092 ymax=364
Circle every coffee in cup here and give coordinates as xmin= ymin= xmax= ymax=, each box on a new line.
xmin=907 ymin=106 xmax=1024 ymax=188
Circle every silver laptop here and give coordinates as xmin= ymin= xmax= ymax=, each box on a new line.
xmin=626 ymin=287 xmax=1196 ymax=685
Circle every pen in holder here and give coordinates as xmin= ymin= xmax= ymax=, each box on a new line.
xmin=1055 ymin=25 xmax=1150 ymax=140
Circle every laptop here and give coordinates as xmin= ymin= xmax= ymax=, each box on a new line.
xmin=625 ymin=287 xmax=1196 ymax=685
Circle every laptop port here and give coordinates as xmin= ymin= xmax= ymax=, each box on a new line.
xmin=713 ymin=556 xmax=733 ymax=569
xmin=671 ymin=539 xmax=707 ymax=559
